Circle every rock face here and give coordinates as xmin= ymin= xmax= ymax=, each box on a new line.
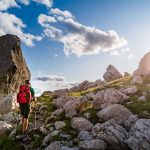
xmin=97 ymin=104 xmax=132 ymax=126
xmin=93 ymin=88 xmax=129 ymax=110
xmin=133 ymin=52 xmax=150 ymax=77
xmin=103 ymin=65 xmax=123 ymax=82
xmin=126 ymin=119 xmax=150 ymax=150
xmin=0 ymin=34 xmax=30 ymax=97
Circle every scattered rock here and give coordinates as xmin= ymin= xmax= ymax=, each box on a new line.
xmin=54 ymin=121 xmax=66 ymax=130
xmin=93 ymin=88 xmax=129 ymax=110
xmin=2 ymin=112 xmax=17 ymax=124
xmin=53 ymin=108 xmax=64 ymax=116
xmin=79 ymin=139 xmax=107 ymax=150
xmin=45 ymin=141 xmax=62 ymax=150
xmin=138 ymin=96 xmax=146 ymax=101
xmin=97 ymin=104 xmax=132 ymax=126
xmin=103 ymin=65 xmax=123 ymax=82
xmin=126 ymin=119 xmax=150 ymax=150
xmin=71 ymin=117 xmax=93 ymax=131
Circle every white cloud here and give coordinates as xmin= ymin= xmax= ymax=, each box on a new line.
xmin=38 ymin=8 xmax=127 ymax=57
xmin=32 ymin=74 xmax=77 ymax=95
xmin=17 ymin=0 xmax=30 ymax=5
xmin=128 ymin=54 xmax=134 ymax=59
xmin=0 ymin=0 xmax=19 ymax=11
xmin=110 ymin=50 xmax=119 ymax=56
xmin=0 ymin=12 xmax=42 ymax=46
xmin=33 ymin=0 xmax=53 ymax=7
xmin=121 ymin=48 xmax=131 ymax=52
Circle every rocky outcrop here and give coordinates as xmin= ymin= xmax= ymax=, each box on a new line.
xmin=131 ymin=75 xmax=143 ymax=84
xmin=97 ymin=104 xmax=132 ymax=126
xmin=133 ymin=52 xmax=150 ymax=77
xmin=92 ymin=120 xmax=129 ymax=150
xmin=70 ymin=80 xmax=103 ymax=92
xmin=103 ymin=65 xmax=123 ymax=82
xmin=0 ymin=34 xmax=30 ymax=98
xmin=126 ymin=119 xmax=150 ymax=150
xmin=93 ymin=88 xmax=129 ymax=110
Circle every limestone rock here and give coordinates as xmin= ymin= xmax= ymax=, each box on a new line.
xmin=79 ymin=139 xmax=107 ymax=150
xmin=103 ymin=65 xmax=123 ymax=82
xmin=77 ymin=131 xmax=93 ymax=141
xmin=126 ymin=119 xmax=150 ymax=150
xmin=0 ymin=94 xmax=18 ymax=114
xmin=119 ymin=86 xmax=138 ymax=94
xmin=0 ymin=34 xmax=30 ymax=98
xmin=93 ymin=88 xmax=129 ymax=110
xmin=71 ymin=117 xmax=93 ymax=131
xmin=0 ymin=121 xmax=12 ymax=135
xmin=97 ymin=104 xmax=132 ymax=126
xmin=2 ymin=112 xmax=17 ymax=124
xmin=54 ymin=121 xmax=66 ymax=130
xmin=92 ymin=120 xmax=129 ymax=150
xmin=133 ymin=52 xmax=150 ymax=77
xmin=124 ymin=72 xmax=131 ymax=77
xmin=131 ymin=75 xmax=143 ymax=85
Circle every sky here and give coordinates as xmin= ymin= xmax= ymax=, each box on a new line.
xmin=0 ymin=0 xmax=150 ymax=95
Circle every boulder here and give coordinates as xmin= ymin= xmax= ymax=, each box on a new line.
xmin=103 ymin=65 xmax=123 ymax=82
xmin=0 ymin=121 xmax=12 ymax=135
xmin=77 ymin=131 xmax=93 ymax=141
xmin=119 ymin=86 xmax=138 ymax=94
xmin=93 ymin=88 xmax=129 ymax=110
xmin=53 ymin=108 xmax=64 ymax=116
xmin=53 ymin=89 xmax=69 ymax=98
xmin=0 ymin=34 xmax=30 ymax=98
xmin=97 ymin=104 xmax=132 ymax=126
xmin=124 ymin=72 xmax=131 ymax=77
xmin=45 ymin=141 xmax=62 ymax=150
xmin=2 ymin=112 xmax=17 ymax=124
xmin=131 ymin=75 xmax=143 ymax=85
xmin=92 ymin=120 xmax=129 ymax=150
xmin=71 ymin=117 xmax=93 ymax=131
xmin=0 ymin=94 xmax=18 ymax=114
xmin=133 ymin=52 xmax=150 ymax=77
xmin=63 ymin=96 xmax=87 ymax=118
xmin=54 ymin=121 xmax=66 ymax=130
xmin=79 ymin=139 xmax=106 ymax=150
xmin=126 ymin=119 xmax=150 ymax=150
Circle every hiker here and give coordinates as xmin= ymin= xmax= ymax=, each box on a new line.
xmin=17 ymin=80 xmax=36 ymax=134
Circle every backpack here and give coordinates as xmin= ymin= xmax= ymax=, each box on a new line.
xmin=17 ymin=85 xmax=31 ymax=104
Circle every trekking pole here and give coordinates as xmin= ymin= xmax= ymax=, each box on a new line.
xmin=34 ymin=101 xmax=37 ymax=128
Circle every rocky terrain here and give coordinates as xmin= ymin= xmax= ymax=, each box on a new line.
xmin=0 ymin=35 xmax=150 ymax=150
xmin=0 ymin=34 xmax=30 ymax=98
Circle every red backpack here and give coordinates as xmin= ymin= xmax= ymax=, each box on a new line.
xmin=17 ymin=85 xmax=31 ymax=104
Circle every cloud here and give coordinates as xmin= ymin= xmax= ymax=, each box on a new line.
xmin=32 ymin=74 xmax=77 ymax=95
xmin=38 ymin=8 xmax=127 ymax=57
xmin=17 ymin=0 xmax=30 ymax=5
xmin=121 ymin=48 xmax=131 ymax=52
xmin=110 ymin=50 xmax=119 ymax=56
xmin=128 ymin=54 xmax=134 ymax=59
xmin=33 ymin=0 xmax=53 ymax=7
xmin=0 ymin=12 xmax=42 ymax=46
xmin=34 ymin=74 xmax=65 ymax=82
xmin=0 ymin=0 xmax=19 ymax=11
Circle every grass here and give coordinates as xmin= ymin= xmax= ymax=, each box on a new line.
xmin=0 ymin=135 xmax=22 ymax=150
xmin=70 ymin=76 xmax=132 ymax=96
